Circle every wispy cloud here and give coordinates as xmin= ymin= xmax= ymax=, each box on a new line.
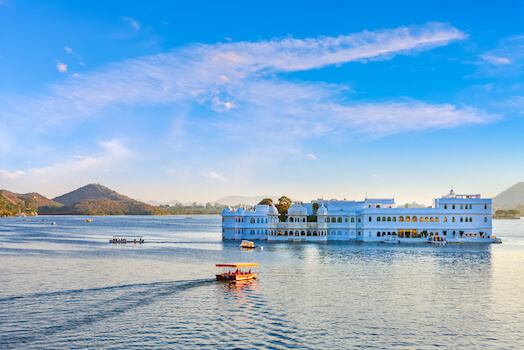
xmin=480 ymin=54 xmax=511 ymax=66
xmin=204 ymin=171 xmax=228 ymax=182
xmin=122 ymin=16 xmax=140 ymax=31
xmin=0 ymin=169 xmax=25 ymax=179
xmin=2 ymin=22 xmax=492 ymax=152
xmin=56 ymin=62 xmax=67 ymax=72
xmin=306 ymin=154 xmax=317 ymax=160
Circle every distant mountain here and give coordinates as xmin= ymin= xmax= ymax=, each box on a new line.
xmin=0 ymin=190 xmax=63 ymax=208
xmin=398 ymin=201 xmax=427 ymax=208
xmin=213 ymin=195 xmax=279 ymax=206
xmin=146 ymin=199 xmax=181 ymax=207
xmin=53 ymin=184 xmax=129 ymax=205
xmin=493 ymin=182 xmax=524 ymax=209
xmin=45 ymin=184 xmax=168 ymax=215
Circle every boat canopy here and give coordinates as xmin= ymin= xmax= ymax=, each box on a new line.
xmin=216 ymin=263 xmax=259 ymax=268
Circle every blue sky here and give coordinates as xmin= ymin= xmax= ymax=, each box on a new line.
xmin=1 ymin=1 xmax=524 ymax=204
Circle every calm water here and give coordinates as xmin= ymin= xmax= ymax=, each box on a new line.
xmin=1 ymin=215 xmax=523 ymax=349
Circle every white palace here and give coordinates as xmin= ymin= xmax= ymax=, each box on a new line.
xmin=221 ymin=189 xmax=501 ymax=243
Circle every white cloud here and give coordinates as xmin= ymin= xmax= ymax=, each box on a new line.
xmin=123 ymin=17 xmax=140 ymax=31
xmin=2 ymin=22 xmax=494 ymax=151
xmin=306 ymin=154 xmax=317 ymax=160
xmin=0 ymin=169 xmax=25 ymax=179
xmin=56 ymin=62 xmax=67 ymax=72
xmin=28 ymin=139 xmax=131 ymax=179
xmin=204 ymin=171 xmax=227 ymax=182
xmin=65 ymin=47 xmax=73 ymax=54
xmin=480 ymin=54 xmax=511 ymax=66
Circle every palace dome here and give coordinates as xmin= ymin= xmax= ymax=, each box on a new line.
xmin=288 ymin=203 xmax=307 ymax=216
xmin=268 ymin=204 xmax=278 ymax=215
xmin=317 ymin=204 xmax=327 ymax=215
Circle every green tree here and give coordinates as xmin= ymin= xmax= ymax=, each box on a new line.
xmin=258 ymin=198 xmax=273 ymax=205
xmin=278 ymin=196 xmax=292 ymax=206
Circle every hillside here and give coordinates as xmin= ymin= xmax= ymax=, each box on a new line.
xmin=53 ymin=184 xmax=129 ymax=205
xmin=0 ymin=190 xmax=63 ymax=216
xmin=40 ymin=184 xmax=170 ymax=215
xmin=0 ymin=190 xmax=63 ymax=208
xmin=493 ymin=182 xmax=524 ymax=209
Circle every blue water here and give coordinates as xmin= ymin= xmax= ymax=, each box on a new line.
xmin=1 ymin=215 xmax=523 ymax=349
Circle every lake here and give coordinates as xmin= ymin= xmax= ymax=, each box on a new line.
xmin=1 ymin=215 xmax=523 ymax=349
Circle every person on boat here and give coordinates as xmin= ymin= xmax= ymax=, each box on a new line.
xmin=235 ymin=269 xmax=239 ymax=275
xmin=248 ymin=269 xmax=252 ymax=274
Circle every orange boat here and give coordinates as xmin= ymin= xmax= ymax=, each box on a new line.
xmin=216 ymin=263 xmax=259 ymax=282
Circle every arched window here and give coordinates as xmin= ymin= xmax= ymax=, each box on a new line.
xmin=376 ymin=205 xmax=381 ymax=208
xmin=412 ymin=216 xmax=417 ymax=222
xmin=406 ymin=216 xmax=410 ymax=222
xmin=469 ymin=217 xmax=472 ymax=222
xmin=382 ymin=217 xmax=386 ymax=222
xmin=484 ymin=217 xmax=487 ymax=222
xmin=369 ymin=217 xmax=371 ymax=222
xmin=444 ymin=217 xmax=447 ymax=222
xmin=399 ymin=216 xmax=404 ymax=222
xmin=425 ymin=217 xmax=429 ymax=222
xmin=387 ymin=217 xmax=391 ymax=221
xmin=460 ymin=217 xmax=463 ymax=222
xmin=452 ymin=205 xmax=455 ymax=209
xmin=484 ymin=204 xmax=487 ymax=210
xmin=345 ymin=218 xmax=348 ymax=222
xmin=351 ymin=217 xmax=355 ymax=223
xmin=430 ymin=217 xmax=434 ymax=222
xmin=460 ymin=204 xmax=463 ymax=209
xmin=452 ymin=217 xmax=455 ymax=222
xmin=331 ymin=217 xmax=336 ymax=223
xmin=303 ymin=218 xmax=306 ymax=222
xmin=435 ymin=217 xmax=439 ymax=222
xmin=250 ymin=230 xmax=255 ymax=235
xmin=338 ymin=217 xmax=342 ymax=223
xmin=377 ymin=217 xmax=381 ymax=222
xmin=393 ymin=217 xmax=396 ymax=222
xmin=250 ymin=218 xmax=255 ymax=224
xmin=444 ymin=204 xmax=447 ymax=209
xmin=377 ymin=232 xmax=381 ymax=237
xmin=289 ymin=217 xmax=294 ymax=223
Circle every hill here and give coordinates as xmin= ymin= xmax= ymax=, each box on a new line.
xmin=493 ymin=182 xmax=524 ymax=209
xmin=53 ymin=184 xmax=129 ymax=205
xmin=41 ymin=184 xmax=169 ymax=215
xmin=213 ymin=195 xmax=279 ymax=206
xmin=0 ymin=190 xmax=63 ymax=216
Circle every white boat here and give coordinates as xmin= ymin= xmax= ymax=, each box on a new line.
xmin=429 ymin=236 xmax=446 ymax=244
xmin=381 ymin=234 xmax=399 ymax=244
xmin=109 ymin=235 xmax=144 ymax=244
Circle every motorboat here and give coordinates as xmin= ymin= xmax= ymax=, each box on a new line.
xmin=239 ymin=240 xmax=257 ymax=249
xmin=216 ymin=263 xmax=259 ymax=282
xmin=109 ymin=236 xmax=144 ymax=244
xmin=429 ymin=236 xmax=446 ymax=244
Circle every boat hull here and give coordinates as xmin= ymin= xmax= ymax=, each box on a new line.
xmin=216 ymin=272 xmax=259 ymax=282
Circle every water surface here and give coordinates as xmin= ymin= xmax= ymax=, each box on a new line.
xmin=1 ymin=216 xmax=523 ymax=349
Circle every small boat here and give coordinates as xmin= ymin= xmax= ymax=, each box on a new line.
xmin=429 ymin=236 xmax=446 ymax=244
xmin=85 ymin=219 xmax=93 ymax=222
xmin=381 ymin=234 xmax=399 ymax=244
xmin=109 ymin=236 xmax=144 ymax=244
xmin=186 ymin=216 xmax=193 ymax=219
xmin=216 ymin=263 xmax=259 ymax=282
xmin=239 ymin=240 xmax=257 ymax=249
xmin=51 ymin=222 xmax=57 ymax=225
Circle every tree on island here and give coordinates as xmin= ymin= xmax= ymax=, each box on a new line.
xmin=258 ymin=198 xmax=274 ymax=205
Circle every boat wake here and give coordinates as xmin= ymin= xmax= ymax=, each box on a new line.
xmin=0 ymin=279 xmax=215 ymax=348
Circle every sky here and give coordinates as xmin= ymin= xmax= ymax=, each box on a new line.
xmin=1 ymin=1 xmax=524 ymax=205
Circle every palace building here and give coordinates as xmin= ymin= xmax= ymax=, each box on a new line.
xmin=221 ymin=189 xmax=500 ymax=243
